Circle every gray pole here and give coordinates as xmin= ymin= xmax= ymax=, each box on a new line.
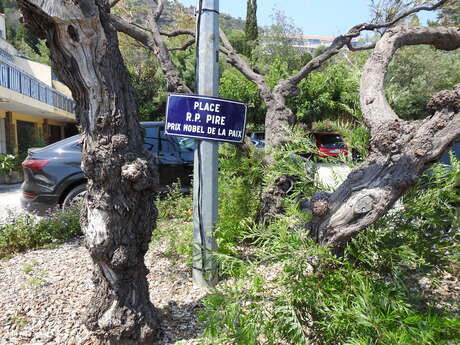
xmin=192 ymin=0 xmax=219 ymax=287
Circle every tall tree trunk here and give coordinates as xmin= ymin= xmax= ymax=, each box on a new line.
xmin=309 ymin=26 xmax=460 ymax=252
xmin=264 ymin=79 xmax=304 ymax=148
xmin=17 ymin=0 xmax=161 ymax=343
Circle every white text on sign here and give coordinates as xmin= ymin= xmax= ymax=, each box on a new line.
xmin=194 ymin=101 xmax=221 ymax=113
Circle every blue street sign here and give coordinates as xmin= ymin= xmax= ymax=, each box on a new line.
xmin=165 ymin=94 xmax=247 ymax=143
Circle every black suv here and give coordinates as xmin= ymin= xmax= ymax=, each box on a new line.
xmin=21 ymin=122 xmax=194 ymax=215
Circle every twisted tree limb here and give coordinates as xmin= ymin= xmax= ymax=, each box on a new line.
xmin=110 ymin=10 xmax=192 ymax=93
xmin=168 ymin=37 xmax=195 ymax=51
xmin=308 ymin=25 xmax=460 ymax=252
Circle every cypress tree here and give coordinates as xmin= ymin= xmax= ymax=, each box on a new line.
xmin=245 ymin=0 xmax=258 ymax=56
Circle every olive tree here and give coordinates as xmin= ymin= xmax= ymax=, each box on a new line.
xmin=17 ymin=0 xmax=161 ymax=344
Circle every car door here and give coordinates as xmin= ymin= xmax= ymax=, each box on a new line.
xmin=158 ymin=127 xmax=193 ymax=187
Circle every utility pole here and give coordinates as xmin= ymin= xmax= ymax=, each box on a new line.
xmin=192 ymin=0 xmax=219 ymax=287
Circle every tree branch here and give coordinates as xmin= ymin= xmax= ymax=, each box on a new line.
xmin=109 ymin=0 xmax=122 ymax=8
xmin=285 ymin=0 xmax=448 ymax=88
xmin=309 ymin=25 xmax=460 ymax=250
xmin=219 ymin=29 xmax=271 ymax=98
xmin=110 ymin=13 xmax=191 ymax=93
xmin=346 ymin=42 xmax=376 ymax=51
xmin=168 ymin=38 xmax=195 ymax=51
xmin=152 ymin=0 xmax=164 ymax=21
xmin=114 ymin=21 xmax=194 ymax=39
xmin=361 ymin=25 xmax=460 ymax=131
xmin=160 ymin=29 xmax=195 ymax=37
xmin=110 ymin=14 xmax=154 ymax=50
xmin=346 ymin=0 xmax=449 ymax=36
xmin=130 ymin=21 xmax=153 ymax=34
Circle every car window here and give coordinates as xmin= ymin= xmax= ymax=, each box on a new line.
xmin=254 ymin=132 xmax=265 ymax=140
xmin=159 ymin=130 xmax=177 ymax=155
xmin=144 ymin=126 xmax=159 ymax=154
xmin=440 ymin=141 xmax=460 ymax=165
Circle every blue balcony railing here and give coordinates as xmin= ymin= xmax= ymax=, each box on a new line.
xmin=0 ymin=54 xmax=75 ymax=114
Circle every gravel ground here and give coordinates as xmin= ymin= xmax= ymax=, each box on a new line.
xmin=0 ymin=237 xmax=207 ymax=345
xmin=0 ymin=184 xmax=23 ymax=220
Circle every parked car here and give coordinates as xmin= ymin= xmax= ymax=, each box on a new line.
xmin=314 ymin=132 xmax=349 ymax=157
xmin=247 ymin=130 xmax=265 ymax=148
xmin=21 ymin=122 xmax=194 ymax=215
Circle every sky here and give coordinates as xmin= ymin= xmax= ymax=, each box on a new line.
xmin=178 ymin=0 xmax=437 ymax=37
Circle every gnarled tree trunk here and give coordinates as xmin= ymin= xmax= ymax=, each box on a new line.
xmin=17 ymin=0 xmax=161 ymax=343
xmin=309 ymin=26 xmax=460 ymax=252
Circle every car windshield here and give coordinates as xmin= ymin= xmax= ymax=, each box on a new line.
xmin=319 ymin=135 xmax=343 ymax=144
xmin=317 ymin=134 xmax=346 ymax=149
xmin=253 ymin=132 xmax=265 ymax=140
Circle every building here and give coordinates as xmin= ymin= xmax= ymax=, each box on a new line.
xmin=0 ymin=12 xmax=76 ymax=155
xmin=273 ymin=33 xmax=362 ymax=54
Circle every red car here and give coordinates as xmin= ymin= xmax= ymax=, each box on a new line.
xmin=314 ymin=132 xmax=349 ymax=157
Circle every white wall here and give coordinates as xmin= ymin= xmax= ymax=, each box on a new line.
xmin=14 ymin=56 xmax=53 ymax=86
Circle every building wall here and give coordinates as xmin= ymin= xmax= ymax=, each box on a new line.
xmin=52 ymin=80 xmax=72 ymax=98
xmin=12 ymin=112 xmax=65 ymax=152
xmin=14 ymin=56 xmax=53 ymax=87
xmin=0 ymin=14 xmax=5 ymax=40
xmin=0 ymin=13 xmax=75 ymax=156
xmin=0 ymin=37 xmax=17 ymax=56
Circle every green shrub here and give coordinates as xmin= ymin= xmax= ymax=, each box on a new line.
xmin=156 ymin=180 xmax=193 ymax=222
xmin=216 ymin=143 xmax=265 ymax=254
xmin=0 ymin=205 xmax=81 ymax=259
xmin=154 ymin=181 xmax=193 ymax=262
xmin=201 ymin=158 xmax=460 ymax=344
xmin=0 ymin=154 xmax=17 ymax=174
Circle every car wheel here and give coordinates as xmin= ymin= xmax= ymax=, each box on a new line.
xmin=62 ymin=184 xmax=87 ymax=209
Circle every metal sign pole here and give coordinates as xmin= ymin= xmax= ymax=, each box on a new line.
xmin=192 ymin=0 xmax=219 ymax=287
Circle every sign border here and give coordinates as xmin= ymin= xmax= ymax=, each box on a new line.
xmin=165 ymin=93 xmax=248 ymax=143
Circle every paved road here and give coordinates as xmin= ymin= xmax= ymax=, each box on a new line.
xmin=0 ymin=183 xmax=23 ymax=220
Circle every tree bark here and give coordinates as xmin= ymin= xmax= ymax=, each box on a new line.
xmin=17 ymin=0 xmax=161 ymax=343
xmin=309 ymin=26 xmax=460 ymax=252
